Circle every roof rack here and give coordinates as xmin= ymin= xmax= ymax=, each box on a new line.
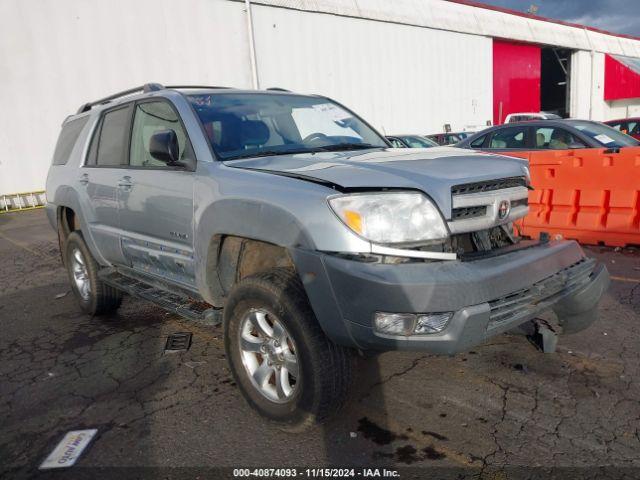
xmin=76 ymin=83 xmax=237 ymax=114
xmin=266 ymin=87 xmax=291 ymax=92
xmin=165 ymin=85 xmax=231 ymax=90
xmin=77 ymin=83 xmax=164 ymax=114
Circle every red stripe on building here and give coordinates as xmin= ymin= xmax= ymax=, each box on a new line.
xmin=605 ymin=54 xmax=640 ymax=101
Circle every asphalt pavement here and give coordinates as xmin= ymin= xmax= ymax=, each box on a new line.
xmin=1 ymin=210 xmax=639 ymax=479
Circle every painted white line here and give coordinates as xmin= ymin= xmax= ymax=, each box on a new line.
xmin=39 ymin=429 xmax=97 ymax=470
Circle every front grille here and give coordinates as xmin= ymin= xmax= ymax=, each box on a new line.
xmin=451 ymin=177 xmax=526 ymax=196
xmin=452 ymin=205 xmax=487 ymax=220
xmin=487 ymin=259 xmax=594 ymax=329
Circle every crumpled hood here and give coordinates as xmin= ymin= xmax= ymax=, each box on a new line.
xmin=225 ymin=147 xmax=529 ymax=217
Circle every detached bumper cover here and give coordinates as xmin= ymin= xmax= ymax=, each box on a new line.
xmin=290 ymin=240 xmax=609 ymax=354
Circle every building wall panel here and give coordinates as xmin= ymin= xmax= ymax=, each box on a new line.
xmin=250 ymin=0 xmax=640 ymax=55
xmin=0 ymin=0 xmax=251 ymax=196
xmin=251 ymin=4 xmax=493 ymax=135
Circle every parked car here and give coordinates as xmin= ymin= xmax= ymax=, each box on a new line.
xmin=426 ymin=132 xmax=464 ymax=145
xmin=386 ymin=135 xmax=438 ymax=148
xmin=503 ymin=112 xmax=562 ymax=123
xmin=455 ymin=131 xmax=476 ymax=140
xmin=457 ymin=119 xmax=640 ymax=153
xmin=604 ymin=118 xmax=640 ymax=140
xmin=46 ymin=84 xmax=608 ymax=429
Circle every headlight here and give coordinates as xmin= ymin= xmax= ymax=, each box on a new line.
xmin=328 ymin=192 xmax=448 ymax=244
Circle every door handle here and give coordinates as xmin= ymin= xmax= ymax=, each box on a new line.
xmin=117 ymin=176 xmax=133 ymax=189
xmin=78 ymin=173 xmax=89 ymax=186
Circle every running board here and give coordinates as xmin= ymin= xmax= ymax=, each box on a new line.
xmin=98 ymin=268 xmax=222 ymax=326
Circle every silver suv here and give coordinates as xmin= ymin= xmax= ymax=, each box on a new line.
xmin=46 ymin=84 xmax=609 ymax=429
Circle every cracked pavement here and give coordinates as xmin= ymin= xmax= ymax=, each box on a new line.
xmin=1 ymin=210 xmax=639 ymax=479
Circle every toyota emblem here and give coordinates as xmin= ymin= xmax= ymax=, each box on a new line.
xmin=498 ymin=200 xmax=510 ymax=219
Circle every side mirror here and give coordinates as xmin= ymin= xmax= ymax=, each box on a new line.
xmin=149 ymin=129 xmax=180 ymax=165
xmin=567 ymin=142 xmax=586 ymax=149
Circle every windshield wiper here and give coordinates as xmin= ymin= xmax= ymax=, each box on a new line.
xmin=222 ymin=143 xmax=381 ymax=161
xmin=316 ymin=143 xmax=380 ymax=151
xmin=223 ymin=148 xmax=322 ymax=161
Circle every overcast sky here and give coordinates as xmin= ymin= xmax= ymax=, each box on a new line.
xmin=476 ymin=0 xmax=640 ymax=36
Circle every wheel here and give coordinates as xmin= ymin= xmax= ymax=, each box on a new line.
xmin=224 ymin=267 xmax=353 ymax=431
xmin=65 ymin=231 xmax=122 ymax=316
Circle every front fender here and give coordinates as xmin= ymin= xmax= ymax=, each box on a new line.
xmin=194 ymin=198 xmax=315 ymax=304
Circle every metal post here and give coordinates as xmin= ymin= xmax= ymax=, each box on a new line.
xmin=584 ymin=28 xmax=595 ymax=120
xmin=244 ymin=0 xmax=260 ymax=90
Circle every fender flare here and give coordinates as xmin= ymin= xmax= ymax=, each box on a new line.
xmin=195 ymin=199 xmax=315 ymax=304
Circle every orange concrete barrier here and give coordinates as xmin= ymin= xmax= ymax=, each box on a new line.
xmin=511 ymin=147 xmax=640 ymax=247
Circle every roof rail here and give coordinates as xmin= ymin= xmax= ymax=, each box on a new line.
xmin=266 ymin=87 xmax=291 ymax=92
xmin=76 ymin=83 xmax=164 ymax=114
xmin=165 ymin=85 xmax=231 ymax=90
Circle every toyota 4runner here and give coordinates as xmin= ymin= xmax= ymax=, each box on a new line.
xmin=46 ymin=84 xmax=609 ymax=429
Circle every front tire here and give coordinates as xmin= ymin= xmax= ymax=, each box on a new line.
xmin=224 ymin=268 xmax=353 ymax=431
xmin=65 ymin=231 xmax=122 ymax=316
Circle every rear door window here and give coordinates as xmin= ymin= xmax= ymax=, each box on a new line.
xmin=533 ymin=127 xmax=587 ymax=149
xmin=52 ymin=116 xmax=89 ymax=165
xmin=87 ymin=105 xmax=132 ymax=166
xmin=488 ymin=127 xmax=527 ymax=149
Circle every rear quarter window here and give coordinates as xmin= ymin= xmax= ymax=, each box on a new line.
xmin=52 ymin=116 xmax=89 ymax=165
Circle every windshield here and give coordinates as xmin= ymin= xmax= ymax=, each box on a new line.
xmin=399 ymin=136 xmax=438 ymax=148
xmin=188 ymin=93 xmax=387 ymax=160
xmin=572 ymin=121 xmax=640 ymax=148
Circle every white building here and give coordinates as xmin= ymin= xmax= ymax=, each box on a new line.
xmin=1 ymin=0 xmax=640 ymax=197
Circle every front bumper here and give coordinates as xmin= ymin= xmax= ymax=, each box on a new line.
xmin=290 ymin=240 xmax=609 ymax=354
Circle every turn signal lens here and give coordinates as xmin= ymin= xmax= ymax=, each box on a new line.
xmin=344 ymin=210 xmax=363 ymax=234
xmin=414 ymin=313 xmax=453 ymax=334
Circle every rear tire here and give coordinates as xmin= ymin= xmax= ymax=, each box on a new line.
xmin=224 ymin=267 xmax=353 ymax=431
xmin=65 ymin=231 xmax=122 ymax=316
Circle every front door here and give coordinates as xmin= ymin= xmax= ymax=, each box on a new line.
xmin=117 ymin=99 xmax=197 ymax=289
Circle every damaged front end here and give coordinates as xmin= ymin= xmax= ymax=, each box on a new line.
xmin=332 ymin=175 xmax=532 ymax=264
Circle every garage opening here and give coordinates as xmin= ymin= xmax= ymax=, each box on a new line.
xmin=541 ymin=47 xmax=572 ymax=118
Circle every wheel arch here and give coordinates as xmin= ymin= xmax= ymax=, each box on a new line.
xmin=195 ymin=199 xmax=316 ymax=305
xmin=49 ymin=185 xmax=107 ymax=266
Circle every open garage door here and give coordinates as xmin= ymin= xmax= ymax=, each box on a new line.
xmin=541 ymin=47 xmax=572 ymax=117
xmin=493 ymin=41 xmax=573 ymax=123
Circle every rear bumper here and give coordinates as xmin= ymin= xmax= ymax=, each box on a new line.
xmin=290 ymin=240 xmax=609 ymax=354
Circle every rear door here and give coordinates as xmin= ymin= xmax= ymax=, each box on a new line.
xmin=117 ymin=99 xmax=197 ymax=289
xmin=80 ymin=104 xmax=133 ymax=265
